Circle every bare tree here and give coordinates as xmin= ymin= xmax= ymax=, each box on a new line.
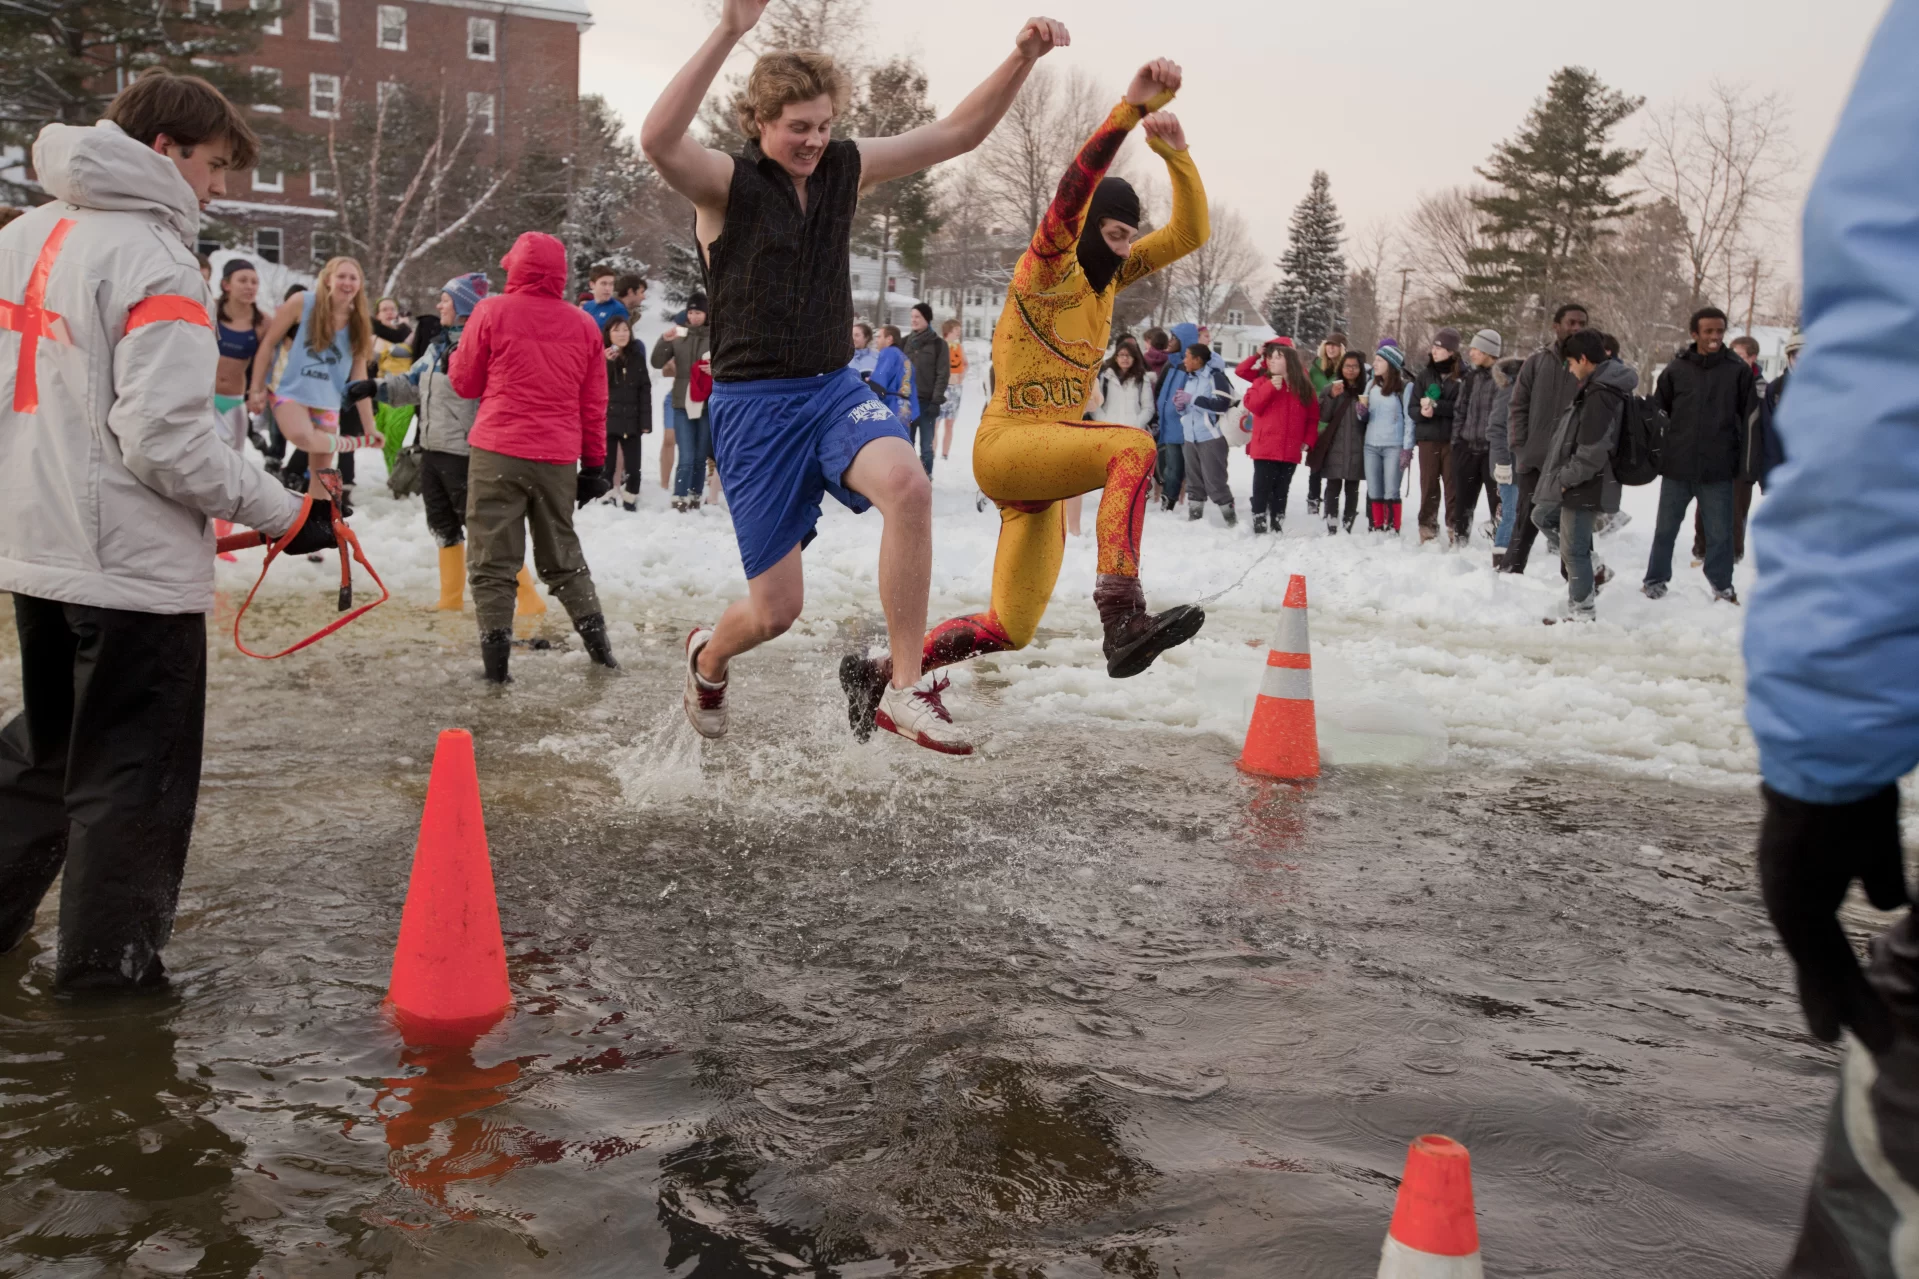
xmin=319 ymin=81 xmax=509 ymax=298
xmin=1169 ymin=203 xmax=1260 ymax=326
xmin=970 ymin=65 xmax=1106 ymax=236
xmin=1579 ymin=197 xmax=1690 ymax=376
xmin=702 ymin=0 xmax=869 ymax=60
xmin=1401 ymin=186 xmax=1493 ymax=295
xmin=1641 ymin=82 xmax=1796 ymax=313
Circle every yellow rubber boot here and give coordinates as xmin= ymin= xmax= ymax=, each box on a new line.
xmin=515 ymin=564 xmax=547 ymax=617
xmin=429 ymin=543 xmax=465 ymax=611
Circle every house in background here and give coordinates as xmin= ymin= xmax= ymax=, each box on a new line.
xmin=203 ymin=0 xmax=589 ymax=271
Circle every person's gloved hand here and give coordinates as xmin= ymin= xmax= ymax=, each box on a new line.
xmin=1494 ymin=463 xmax=1513 ymax=485
xmin=1400 ymin=448 xmax=1414 ymax=470
xmin=1172 ymin=390 xmax=1194 ymax=412
xmin=345 ymin=379 xmax=379 ymax=405
xmin=576 ymin=471 xmax=613 ymax=509
xmin=278 ymin=500 xmax=337 ymax=555
xmin=1759 ymin=783 xmax=1909 ymax=1053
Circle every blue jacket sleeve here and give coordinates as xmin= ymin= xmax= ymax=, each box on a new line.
xmin=1192 ymin=368 xmax=1235 ymax=413
xmin=1745 ymin=0 xmax=1919 ymax=804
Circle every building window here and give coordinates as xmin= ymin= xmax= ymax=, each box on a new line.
xmin=309 ymin=0 xmax=338 ymax=40
xmin=311 ymin=232 xmax=336 ymax=267
xmin=467 ymin=16 xmax=494 ymax=59
xmin=252 ymin=0 xmax=281 ymax=35
xmin=376 ymin=5 xmax=406 ymax=50
xmin=1227 ymin=309 xmax=1243 ymax=326
xmin=197 ymin=234 xmax=223 ymax=258
xmin=467 ymin=91 xmax=494 ymax=136
xmin=254 ymin=227 xmax=283 ymax=264
xmin=191 ymin=0 xmax=220 ymax=14
xmin=310 ymin=164 xmax=334 ymax=198
xmin=251 ymin=66 xmax=282 ymax=112
xmin=310 ymin=73 xmax=341 ymax=118
xmin=253 ymin=162 xmax=283 ymax=193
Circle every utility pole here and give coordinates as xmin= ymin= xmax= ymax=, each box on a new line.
xmin=1395 ymin=267 xmax=1414 ymax=343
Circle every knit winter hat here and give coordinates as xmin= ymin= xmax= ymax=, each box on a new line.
xmin=1433 ymin=327 xmax=1462 ymax=355
xmin=1785 ymin=330 xmax=1806 ymax=356
xmin=686 ymin=291 xmax=708 ymax=313
xmin=913 ymin=301 xmax=933 ymax=324
xmin=1470 ymin=328 xmax=1502 ymax=358
xmin=1377 ymin=339 xmax=1407 ymax=373
xmin=442 ymin=272 xmax=489 ymax=319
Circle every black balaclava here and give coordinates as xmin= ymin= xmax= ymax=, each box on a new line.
xmin=1078 ymin=177 xmax=1142 ymax=293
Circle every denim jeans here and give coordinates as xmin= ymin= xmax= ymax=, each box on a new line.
xmin=1157 ymin=442 xmax=1184 ymax=506
xmin=671 ymin=403 xmax=711 ymax=499
xmin=1363 ymin=442 xmax=1404 ymax=501
xmin=1645 ymin=478 xmax=1735 ymax=592
xmin=1533 ymin=498 xmax=1597 ymax=614
xmin=911 ymin=403 xmax=938 ymax=475
xmin=1494 ymin=481 xmax=1519 ymax=550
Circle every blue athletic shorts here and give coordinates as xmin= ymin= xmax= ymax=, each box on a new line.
xmin=709 ymin=366 xmax=911 ymax=580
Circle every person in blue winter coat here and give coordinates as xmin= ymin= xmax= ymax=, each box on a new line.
xmin=1743 ymin=4 xmax=1919 ymax=1271
xmin=1154 ymin=322 xmax=1196 ymax=509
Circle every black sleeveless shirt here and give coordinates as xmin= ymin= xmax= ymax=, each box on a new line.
xmin=703 ymin=138 xmax=860 ymax=383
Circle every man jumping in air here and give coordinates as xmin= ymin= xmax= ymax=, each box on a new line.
xmin=641 ymin=0 xmax=1069 ymax=756
xmin=842 ymin=60 xmax=1210 ymax=742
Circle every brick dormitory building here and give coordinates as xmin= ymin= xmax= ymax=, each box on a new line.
xmin=200 ymin=0 xmax=588 ymax=271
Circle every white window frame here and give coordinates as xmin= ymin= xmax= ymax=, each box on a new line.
xmin=192 ymin=0 xmax=220 ymax=15
xmin=309 ymin=165 xmax=334 ymax=198
xmin=466 ymin=16 xmax=495 ymax=60
xmin=252 ymin=0 xmax=281 ymax=35
xmin=309 ymin=0 xmax=339 ymax=41
xmin=311 ymin=232 xmax=336 ymax=268
xmin=254 ymin=227 xmax=284 ymax=265
xmin=252 ymin=162 xmax=284 ymax=193
xmin=309 ymin=72 xmax=341 ymax=119
xmin=467 ymin=91 xmax=495 ymax=137
xmin=251 ymin=66 xmax=283 ymax=112
xmin=376 ymin=5 xmax=407 ymax=51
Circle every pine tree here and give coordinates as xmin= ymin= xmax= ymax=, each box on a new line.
xmin=560 ymin=95 xmax=653 ymax=283
xmin=851 ymin=57 xmax=941 ymax=325
xmin=1460 ymin=67 xmax=1643 ymax=339
xmin=1265 ymin=171 xmax=1347 ymax=344
xmin=662 ymin=239 xmax=705 ymax=307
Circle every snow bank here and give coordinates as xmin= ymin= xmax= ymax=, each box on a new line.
xmin=222 ymin=352 xmax=1757 ymax=791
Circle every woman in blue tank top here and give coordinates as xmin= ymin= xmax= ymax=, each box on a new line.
xmin=248 ymin=256 xmax=380 ymax=494
xmin=213 ymin=259 xmax=266 ymax=451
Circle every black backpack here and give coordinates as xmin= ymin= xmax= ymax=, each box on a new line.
xmin=1613 ymin=394 xmax=1667 ymax=486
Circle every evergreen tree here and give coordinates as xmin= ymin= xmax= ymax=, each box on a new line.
xmin=1264 ymin=171 xmax=1347 ymax=343
xmin=851 ymin=57 xmax=940 ymax=325
xmin=560 ymin=95 xmax=654 ymax=282
xmin=662 ymin=238 xmax=705 ymax=307
xmin=0 ymin=0 xmax=282 ymax=147
xmin=1460 ymin=67 xmax=1643 ymax=338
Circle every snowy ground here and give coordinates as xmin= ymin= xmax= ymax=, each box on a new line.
xmin=223 ymin=368 xmax=1761 ymax=793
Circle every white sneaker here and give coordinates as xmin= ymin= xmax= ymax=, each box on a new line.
xmin=874 ymin=675 xmax=973 ymax=756
xmin=683 ymin=628 xmax=727 ymax=739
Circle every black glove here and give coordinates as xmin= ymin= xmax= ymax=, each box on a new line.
xmin=1759 ymin=783 xmax=1909 ymax=1053
xmin=576 ymin=471 xmax=613 ymax=509
xmin=345 ymin=379 xmax=379 ymax=405
xmin=278 ymin=500 xmax=337 ymax=555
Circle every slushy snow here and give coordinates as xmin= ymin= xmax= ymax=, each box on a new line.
xmin=221 ymin=335 xmax=1757 ymax=791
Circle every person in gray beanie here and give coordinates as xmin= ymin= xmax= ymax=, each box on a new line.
xmin=1448 ymin=327 xmax=1504 ymax=547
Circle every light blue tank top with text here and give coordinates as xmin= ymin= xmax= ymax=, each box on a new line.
xmin=274 ymin=290 xmax=355 ymax=411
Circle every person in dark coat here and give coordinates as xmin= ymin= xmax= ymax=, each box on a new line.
xmin=1533 ymin=329 xmax=1634 ymax=621
xmin=1413 ymin=328 xmax=1465 ymax=543
xmin=1449 ymin=328 xmax=1503 ymax=547
xmin=1642 ymin=306 xmax=1756 ymax=604
xmin=1756 ymin=330 xmax=1800 ymax=491
xmin=602 ymin=315 xmax=652 ymax=511
xmin=1501 ymin=303 xmax=1588 ymax=574
xmin=1310 ymin=350 xmax=1369 ymax=534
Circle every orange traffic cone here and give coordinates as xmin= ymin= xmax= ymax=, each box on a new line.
xmin=1237 ymin=573 xmax=1320 ymax=780
xmin=387 ymin=729 xmax=511 ymax=1041
xmin=1377 ymin=1134 xmax=1483 ymax=1278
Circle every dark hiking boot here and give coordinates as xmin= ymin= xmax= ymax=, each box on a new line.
xmin=574 ymin=613 xmax=619 ymax=669
xmin=1713 ymin=587 xmax=1740 ymax=605
xmin=1643 ymin=581 xmax=1669 ymax=600
xmin=1221 ymin=503 xmax=1237 ymax=529
xmin=1095 ymin=574 xmax=1206 ymax=679
xmin=480 ymin=628 xmax=513 ymax=684
xmin=839 ymin=652 xmax=891 ymax=742
xmin=1252 ymin=513 xmax=1268 ymax=536
xmin=1307 ymin=498 xmax=1321 ymax=516
xmin=1188 ymin=503 xmax=1205 ymax=521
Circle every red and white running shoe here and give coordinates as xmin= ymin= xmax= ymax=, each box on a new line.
xmin=683 ymin=628 xmax=727 ymax=739
xmin=874 ymin=675 xmax=973 ymax=756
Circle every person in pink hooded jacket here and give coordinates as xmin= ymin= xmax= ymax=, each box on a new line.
xmin=449 ymin=231 xmax=617 ymax=682
xmin=1237 ymin=337 xmax=1318 ymax=534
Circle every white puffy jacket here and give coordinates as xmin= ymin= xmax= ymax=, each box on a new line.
xmin=0 ymin=120 xmax=302 ymax=615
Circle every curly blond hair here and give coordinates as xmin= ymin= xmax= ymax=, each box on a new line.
xmin=734 ymin=51 xmax=852 ymax=139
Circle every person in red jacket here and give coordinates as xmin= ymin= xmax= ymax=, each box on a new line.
xmin=449 ymin=231 xmax=617 ymax=683
xmin=1238 ymin=337 xmax=1319 ymax=534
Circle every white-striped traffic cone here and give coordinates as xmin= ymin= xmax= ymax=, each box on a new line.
xmin=1237 ymin=573 xmax=1319 ymax=780
xmin=1378 ymin=1134 xmax=1483 ymax=1278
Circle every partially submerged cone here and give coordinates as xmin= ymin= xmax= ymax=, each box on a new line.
xmin=1377 ymin=1134 xmax=1483 ymax=1278
xmin=387 ymin=729 xmax=510 ymax=1041
xmin=1238 ymin=573 xmax=1321 ymax=780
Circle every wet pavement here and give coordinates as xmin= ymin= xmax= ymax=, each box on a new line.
xmin=0 ymin=593 xmax=1846 ymax=1276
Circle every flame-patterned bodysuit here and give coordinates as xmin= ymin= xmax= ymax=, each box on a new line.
xmin=921 ymin=93 xmax=1209 ymax=672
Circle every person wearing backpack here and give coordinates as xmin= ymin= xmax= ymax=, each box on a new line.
xmin=1641 ymin=306 xmax=1756 ymax=605
xmin=1532 ymin=330 xmax=1633 ymax=622
xmin=1488 ymin=355 xmax=1523 ymax=570
xmin=1502 ymin=303 xmax=1588 ymax=575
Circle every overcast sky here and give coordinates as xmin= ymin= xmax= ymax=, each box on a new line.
xmin=582 ymin=0 xmax=1890 ymax=290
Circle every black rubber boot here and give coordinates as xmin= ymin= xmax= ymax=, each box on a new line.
xmin=839 ymin=652 xmax=891 ymax=741
xmin=480 ymin=628 xmax=513 ymax=684
xmin=574 ymin=613 xmax=619 ymax=669
xmin=1095 ymin=574 xmax=1206 ymax=679
xmin=1252 ymin=513 xmax=1268 ymax=536
xmin=1220 ymin=502 xmax=1237 ymax=529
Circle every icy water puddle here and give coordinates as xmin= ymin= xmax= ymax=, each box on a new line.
xmin=0 ymin=598 xmax=1839 ymax=1276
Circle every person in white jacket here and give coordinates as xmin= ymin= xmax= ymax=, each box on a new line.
xmin=0 ymin=71 xmax=334 ymax=991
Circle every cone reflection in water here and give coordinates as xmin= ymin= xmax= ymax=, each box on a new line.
xmin=372 ymin=1040 xmax=524 ymax=1218
xmin=1377 ymin=1134 xmax=1483 ymax=1279
xmin=1238 ymin=573 xmax=1320 ymax=780
xmin=386 ymin=728 xmax=510 ymax=1039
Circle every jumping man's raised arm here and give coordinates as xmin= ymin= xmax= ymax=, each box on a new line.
xmin=856 ymin=18 xmax=1071 ymax=192
xmin=638 ymin=0 xmax=768 ymax=216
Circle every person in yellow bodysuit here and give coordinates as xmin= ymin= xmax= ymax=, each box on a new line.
xmin=841 ymin=59 xmax=1209 ymax=741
